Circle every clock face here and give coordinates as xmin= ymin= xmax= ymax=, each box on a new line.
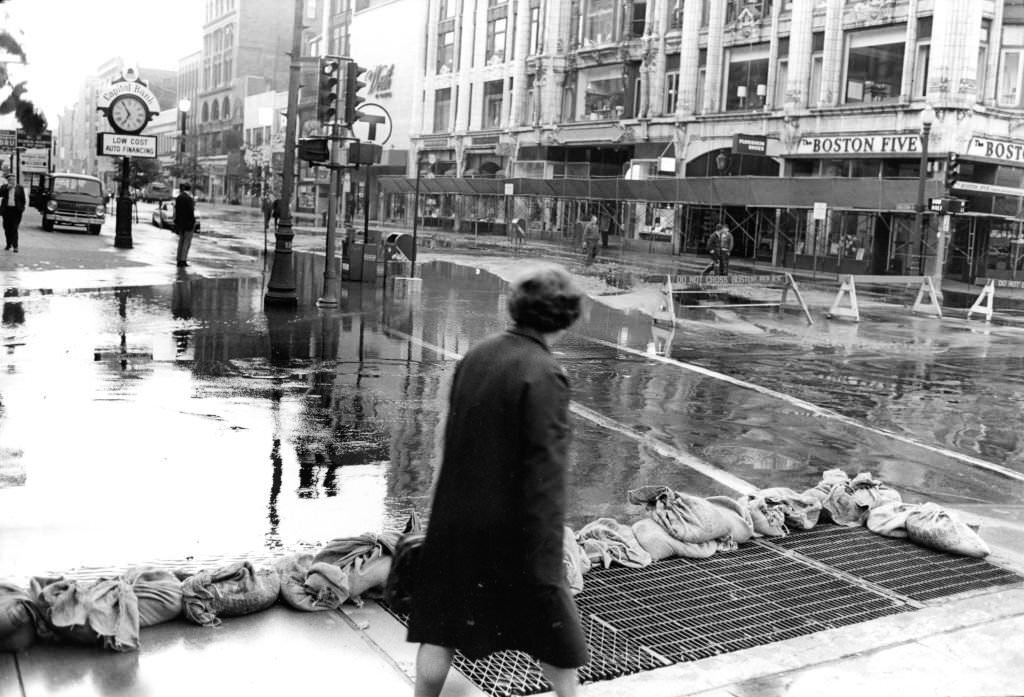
xmin=109 ymin=95 xmax=149 ymax=133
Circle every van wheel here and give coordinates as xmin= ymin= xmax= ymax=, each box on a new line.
xmin=88 ymin=224 xmax=101 ymax=235
xmin=42 ymin=217 xmax=54 ymax=232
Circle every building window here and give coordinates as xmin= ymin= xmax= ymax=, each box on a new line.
xmin=580 ymin=66 xmax=626 ymax=120
xmin=725 ymin=44 xmax=769 ymax=111
xmin=913 ymin=43 xmax=930 ymax=98
xmin=844 ymin=29 xmax=905 ymax=104
xmin=584 ymin=0 xmax=615 ymax=45
xmin=483 ymin=79 xmax=504 ymax=127
xmin=665 ymin=71 xmax=680 ymax=113
xmin=433 ymin=87 xmax=451 ymax=133
xmin=438 ymin=30 xmax=455 ymax=73
xmin=526 ymin=73 xmax=538 ymax=124
xmin=439 ymin=0 xmax=454 ymax=18
xmin=488 ymin=0 xmax=507 ymax=5
xmin=670 ymin=0 xmax=683 ymax=29
xmin=211 ymin=100 xmax=220 ymax=121
xmin=222 ymin=97 xmax=231 ymax=120
xmin=630 ymin=1 xmax=647 ymax=38
xmin=201 ymin=102 xmax=209 ymax=123
xmin=999 ymin=48 xmax=1023 ymax=106
xmin=773 ymin=59 xmax=788 ymax=108
xmin=529 ymin=6 xmax=541 ymax=55
xmin=486 ymin=17 xmax=507 ymax=64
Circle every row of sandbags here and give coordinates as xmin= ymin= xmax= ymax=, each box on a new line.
xmin=1 ymin=531 xmax=399 ymax=654
xmin=561 ymin=469 xmax=990 ymax=595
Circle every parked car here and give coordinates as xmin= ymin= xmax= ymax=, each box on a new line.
xmin=40 ymin=173 xmax=106 ymax=235
xmin=150 ymin=200 xmax=202 ymax=233
xmin=142 ymin=182 xmax=173 ymax=202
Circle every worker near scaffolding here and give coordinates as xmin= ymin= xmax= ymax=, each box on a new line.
xmin=702 ymin=223 xmax=734 ymax=278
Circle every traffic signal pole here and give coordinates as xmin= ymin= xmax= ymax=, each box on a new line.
xmin=264 ymin=0 xmax=304 ymax=307
xmin=316 ymin=125 xmax=341 ymax=308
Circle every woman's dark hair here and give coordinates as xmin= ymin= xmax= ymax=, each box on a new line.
xmin=507 ymin=263 xmax=583 ymax=333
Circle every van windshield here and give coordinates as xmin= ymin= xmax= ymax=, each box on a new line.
xmin=52 ymin=177 xmax=102 ymax=197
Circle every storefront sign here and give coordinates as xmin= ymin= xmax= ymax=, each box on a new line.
xmin=953 ymin=180 xmax=1024 ymax=197
xmin=966 ymin=136 xmax=1024 ymax=165
xmin=795 ymin=134 xmax=921 ymax=155
xmin=367 ymin=64 xmax=395 ymax=99
xmin=0 ymin=130 xmax=16 ymax=151
xmin=733 ymin=134 xmax=767 ymax=155
xmin=21 ymin=149 xmax=49 ymax=173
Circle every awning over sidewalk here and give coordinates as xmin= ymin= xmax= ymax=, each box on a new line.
xmin=377 ymin=175 xmax=944 ymax=212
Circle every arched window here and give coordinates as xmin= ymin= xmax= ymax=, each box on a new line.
xmin=201 ymin=101 xmax=209 ymax=122
xmin=211 ymin=99 xmax=220 ymax=121
xmin=222 ymin=97 xmax=231 ymax=120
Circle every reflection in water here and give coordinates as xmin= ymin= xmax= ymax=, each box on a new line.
xmin=2 ymin=256 xmax=1024 ymax=581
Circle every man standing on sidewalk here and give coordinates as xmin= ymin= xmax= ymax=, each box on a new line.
xmin=1 ymin=173 xmax=26 ymax=253
xmin=175 ymin=183 xmax=197 ymax=267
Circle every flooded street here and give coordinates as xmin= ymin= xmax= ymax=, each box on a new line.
xmin=3 ymin=248 xmax=1024 ymax=584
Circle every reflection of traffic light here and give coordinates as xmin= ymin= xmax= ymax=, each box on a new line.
xmin=343 ymin=61 xmax=368 ymax=127
xmin=945 ymin=152 xmax=961 ymax=191
xmin=317 ymin=56 xmax=342 ymax=124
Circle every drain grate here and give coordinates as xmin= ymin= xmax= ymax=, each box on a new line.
xmin=765 ymin=524 xmax=1023 ymax=602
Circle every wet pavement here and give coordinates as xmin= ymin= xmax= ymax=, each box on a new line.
xmin=3 ymin=205 xmax=1024 ymax=696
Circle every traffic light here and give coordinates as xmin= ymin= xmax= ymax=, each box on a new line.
xmin=945 ymin=152 xmax=961 ymax=191
xmin=317 ymin=56 xmax=343 ymax=124
xmin=343 ymin=61 xmax=368 ymax=127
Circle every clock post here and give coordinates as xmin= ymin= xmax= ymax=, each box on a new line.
xmin=96 ymin=67 xmax=160 ymax=250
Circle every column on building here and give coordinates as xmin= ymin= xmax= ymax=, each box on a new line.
xmin=898 ymin=0 xmax=920 ymax=101
xmin=539 ymin=0 xmax=570 ymax=124
xmin=818 ymin=0 xmax=843 ymax=107
xmin=928 ymin=0 xmax=983 ymax=108
xmin=785 ymin=0 xmax=814 ymax=109
xmin=675 ymin=0 xmax=702 ymax=117
xmin=510 ymin=0 xmax=532 ymax=126
xmin=646 ymin=0 xmax=670 ymax=117
xmin=454 ymin=0 xmax=476 ymax=133
xmin=701 ymin=0 xmax=726 ymax=114
xmin=983 ymin=0 xmax=1004 ymax=104
xmin=468 ymin=1 xmax=488 ymax=131
xmin=764 ymin=0 xmax=783 ymax=109
xmin=410 ymin=0 xmax=437 ymax=162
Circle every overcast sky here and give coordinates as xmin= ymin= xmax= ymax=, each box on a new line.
xmin=2 ymin=0 xmax=204 ymax=128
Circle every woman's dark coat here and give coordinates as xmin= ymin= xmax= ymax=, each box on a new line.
xmin=407 ymin=327 xmax=587 ymax=668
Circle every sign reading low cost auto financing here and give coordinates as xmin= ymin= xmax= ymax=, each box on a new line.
xmin=96 ymin=133 xmax=157 ymax=158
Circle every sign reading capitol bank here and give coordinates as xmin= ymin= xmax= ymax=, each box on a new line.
xmin=795 ymin=134 xmax=923 ymax=155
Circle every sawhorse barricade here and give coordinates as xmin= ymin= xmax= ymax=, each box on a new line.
xmin=654 ymin=273 xmax=814 ymax=326
xmin=967 ymin=280 xmax=995 ymax=322
xmin=826 ymin=275 xmax=942 ymax=322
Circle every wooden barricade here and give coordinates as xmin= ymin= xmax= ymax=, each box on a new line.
xmin=967 ymin=280 xmax=995 ymax=322
xmin=656 ymin=273 xmax=814 ymax=325
xmin=826 ymin=275 xmax=943 ymax=322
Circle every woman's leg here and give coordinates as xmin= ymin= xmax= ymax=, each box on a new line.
xmin=414 ymin=643 xmax=455 ymax=697
xmin=539 ymin=662 xmax=578 ymax=697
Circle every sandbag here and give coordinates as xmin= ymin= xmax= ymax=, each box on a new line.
xmin=274 ymin=553 xmax=321 ymax=612
xmin=122 ymin=568 xmax=182 ymax=627
xmin=866 ymin=501 xmax=919 ymax=538
xmin=561 ymin=526 xmax=589 ymax=596
xmin=383 ymin=513 xmax=425 ymax=616
xmin=181 ymin=562 xmax=280 ymax=627
xmin=31 ymin=577 xmax=140 ymax=651
xmin=822 ymin=472 xmax=901 ymax=526
xmin=803 ymin=468 xmax=849 ymax=504
xmin=0 ymin=581 xmax=47 ymax=652
xmin=348 ymin=554 xmax=392 ymax=603
xmin=743 ymin=496 xmax=788 ymax=537
xmin=631 ymin=518 xmax=718 ymax=561
xmin=303 ymin=562 xmax=353 ymax=610
xmin=578 ymin=518 xmax=653 ymax=569
xmin=905 ymin=503 xmax=990 ymax=558
xmin=757 ymin=487 xmax=823 ymax=530
xmin=313 ymin=533 xmax=392 ymax=569
xmin=706 ymin=496 xmax=755 ymax=544
xmin=627 ymin=486 xmax=732 ymax=543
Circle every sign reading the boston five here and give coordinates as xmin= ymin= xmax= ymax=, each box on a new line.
xmin=967 ymin=136 xmax=1024 ymax=164
xmin=796 ymin=134 xmax=922 ymax=155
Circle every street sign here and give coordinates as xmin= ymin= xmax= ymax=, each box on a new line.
xmin=0 ymin=130 xmax=15 ymax=151
xmin=96 ymin=132 xmax=158 ymax=158
xmin=17 ymin=130 xmax=52 ymax=150
xmin=813 ymin=202 xmax=827 ymax=220
xmin=953 ymin=180 xmax=1024 ymax=197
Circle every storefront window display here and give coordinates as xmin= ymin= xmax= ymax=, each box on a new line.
xmin=580 ymin=66 xmax=626 ymax=120
xmin=725 ymin=44 xmax=769 ymax=111
xmin=985 ymin=222 xmax=1024 ymax=280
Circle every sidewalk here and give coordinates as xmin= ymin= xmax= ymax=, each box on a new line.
xmin=3 ymin=207 xmax=1024 ymax=697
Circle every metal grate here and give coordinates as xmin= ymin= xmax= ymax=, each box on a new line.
xmin=765 ymin=524 xmax=1023 ymax=602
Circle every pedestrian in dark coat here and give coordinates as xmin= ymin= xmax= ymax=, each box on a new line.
xmin=174 ymin=183 xmax=197 ymax=267
xmin=1 ymin=173 xmax=27 ymax=253
xmin=408 ymin=262 xmax=587 ymax=697
xmin=271 ymin=198 xmax=281 ymax=231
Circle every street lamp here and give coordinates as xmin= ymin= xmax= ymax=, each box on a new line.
xmin=178 ymin=98 xmax=191 ymax=191
xmin=915 ymin=104 xmax=935 ymax=276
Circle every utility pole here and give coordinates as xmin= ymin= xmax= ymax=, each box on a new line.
xmin=264 ymin=0 xmax=304 ymax=307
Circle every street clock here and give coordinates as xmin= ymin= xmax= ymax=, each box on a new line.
xmin=97 ymin=67 xmax=161 ymax=135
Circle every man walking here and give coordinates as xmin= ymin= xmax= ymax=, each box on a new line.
xmin=702 ymin=223 xmax=734 ymax=278
xmin=1 ymin=173 xmax=26 ymax=253
xmin=174 ymin=182 xmax=197 ymax=267
xmin=408 ymin=263 xmax=588 ymax=697
xmin=583 ymin=214 xmax=600 ymax=265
